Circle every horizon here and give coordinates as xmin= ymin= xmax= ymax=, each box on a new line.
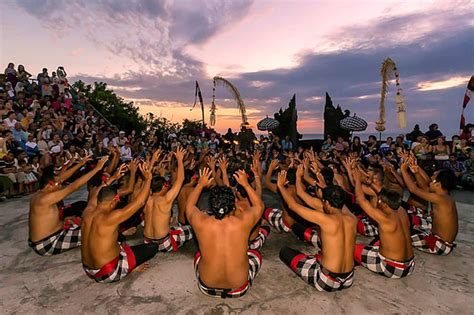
xmin=1 ymin=0 xmax=473 ymax=135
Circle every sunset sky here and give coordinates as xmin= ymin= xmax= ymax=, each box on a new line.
xmin=1 ymin=0 xmax=473 ymax=135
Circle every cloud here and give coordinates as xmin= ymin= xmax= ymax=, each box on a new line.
xmin=14 ymin=0 xmax=254 ymax=78
xmin=43 ymin=1 xmax=474 ymax=134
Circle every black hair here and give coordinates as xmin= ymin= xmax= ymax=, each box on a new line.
xmin=436 ymin=169 xmax=456 ymax=192
xmin=379 ymin=188 xmax=401 ymax=210
xmin=184 ymin=169 xmax=196 ymax=184
xmin=286 ymin=168 xmax=297 ymax=185
xmin=151 ymin=175 xmax=167 ymax=193
xmin=320 ymin=167 xmax=334 ymax=186
xmin=88 ymin=171 xmax=104 ymax=189
xmin=39 ymin=165 xmax=55 ymax=189
xmin=98 ymin=186 xmax=118 ymax=203
xmin=236 ymin=184 xmax=248 ymax=199
xmin=322 ymin=185 xmax=346 ymax=209
xmin=208 ymin=186 xmax=235 ymax=220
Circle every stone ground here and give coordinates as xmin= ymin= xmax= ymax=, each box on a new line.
xmin=0 ymin=188 xmax=473 ymax=314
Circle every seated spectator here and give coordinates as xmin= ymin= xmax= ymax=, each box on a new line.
xmin=425 ymin=123 xmax=443 ymax=144
xmin=406 ymin=124 xmax=424 ymax=142
xmin=4 ymin=63 xmax=17 ymax=88
xmin=321 ymin=136 xmax=334 ymax=153
xmin=413 ymin=136 xmax=432 ymax=159
xmin=0 ymin=151 xmax=25 ymax=195
xmin=443 ymin=154 xmax=466 ymax=184
xmin=3 ymin=111 xmax=17 ymax=129
xmin=335 ymin=136 xmax=349 ymax=153
xmin=461 ymin=152 xmax=474 ymax=188
xmin=350 ymin=136 xmax=364 ymax=155
xmin=379 ymin=137 xmax=393 ymax=154
xmin=25 ymin=134 xmax=39 ymax=156
xmin=364 ymin=135 xmax=379 ymax=155
xmin=433 ymin=136 xmax=450 ymax=161
xmin=16 ymin=65 xmax=31 ymax=85
xmin=12 ymin=122 xmax=28 ymax=145
xmin=120 ymin=141 xmax=132 ymax=161
xmin=282 ymin=135 xmax=294 ymax=151
xmin=3 ymin=130 xmax=21 ymax=155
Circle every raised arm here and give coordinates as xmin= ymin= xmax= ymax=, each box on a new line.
xmin=295 ymin=164 xmax=323 ymax=211
xmin=186 ymin=168 xmax=213 ymax=224
xmin=116 ymin=159 xmax=137 ymax=196
xmin=250 ymin=155 xmax=262 ymax=196
xmin=104 ymin=146 xmax=120 ymax=174
xmin=166 ymin=147 xmax=186 ymax=202
xmin=105 ymin=162 xmax=152 ymax=225
xmin=264 ymin=159 xmax=279 ymax=193
xmin=400 ymin=160 xmax=443 ymax=203
xmin=42 ymin=156 xmax=108 ymax=205
xmin=354 ymin=168 xmax=389 ymax=224
xmin=57 ymin=154 xmax=92 ymax=182
xmin=218 ymin=157 xmax=230 ymax=187
xmin=277 ymin=170 xmax=331 ymax=226
xmin=234 ymin=170 xmax=264 ymax=224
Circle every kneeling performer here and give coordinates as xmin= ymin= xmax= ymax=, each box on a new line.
xmin=278 ymin=171 xmax=357 ymax=292
xmin=81 ymin=162 xmax=158 ymax=283
xmin=354 ymin=170 xmax=415 ymax=278
xmin=186 ymin=168 xmax=264 ymax=298
xmin=143 ymin=147 xmax=193 ymax=251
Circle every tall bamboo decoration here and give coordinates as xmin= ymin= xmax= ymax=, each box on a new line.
xmin=211 ymin=76 xmax=248 ymax=127
xmin=376 ymin=58 xmax=407 ymax=133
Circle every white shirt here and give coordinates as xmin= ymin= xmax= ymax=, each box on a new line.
xmin=120 ymin=146 xmax=132 ymax=161
xmin=3 ymin=118 xmax=17 ymax=129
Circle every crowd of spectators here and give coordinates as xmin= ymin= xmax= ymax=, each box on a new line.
xmin=1 ymin=62 xmax=473 ymax=200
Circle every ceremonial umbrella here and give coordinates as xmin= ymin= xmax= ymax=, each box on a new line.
xmin=340 ymin=115 xmax=368 ymax=132
xmin=257 ymin=117 xmax=280 ymax=131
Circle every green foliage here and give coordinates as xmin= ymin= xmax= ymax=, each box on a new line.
xmin=181 ymin=119 xmax=206 ymax=135
xmin=72 ymin=80 xmax=146 ymax=133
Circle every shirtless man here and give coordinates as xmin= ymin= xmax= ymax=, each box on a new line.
xmin=278 ymin=170 xmax=357 ymax=292
xmin=353 ymin=169 xmax=415 ymax=278
xmin=401 ymin=159 xmax=458 ymax=255
xmin=143 ymin=147 xmax=193 ymax=251
xmin=186 ymin=168 xmax=264 ymax=298
xmin=28 ymin=156 xmax=108 ymax=256
xmin=81 ymin=162 xmax=158 ymax=283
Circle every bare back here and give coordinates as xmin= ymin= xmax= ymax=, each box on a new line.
xmin=177 ymin=186 xmax=194 ymax=224
xmin=431 ymin=196 xmax=458 ymax=243
xmin=143 ymin=194 xmax=173 ymax=239
xmin=378 ymin=208 xmax=414 ymax=261
xmin=81 ymin=207 xmax=121 ymax=269
xmin=192 ymin=213 xmax=253 ymax=289
xmin=320 ymin=208 xmax=357 ymax=274
xmin=29 ymin=192 xmax=63 ymax=242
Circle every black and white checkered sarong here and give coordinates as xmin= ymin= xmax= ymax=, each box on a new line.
xmin=411 ymin=230 xmax=456 ymax=255
xmin=143 ymin=225 xmax=193 ymax=252
xmin=249 ymin=226 xmax=270 ymax=250
xmin=264 ymin=208 xmax=291 ymax=232
xmin=357 ymin=215 xmax=379 ymax=236
xmin=28 ymin=224 xmax=81 ymax=256
xmin=83 ymin=243 xmax=136 ymax=283
xmin=194 ymin=249 xmax=262 ymax=298
xmin=354 ymin=244 xmax=415 ymax=278
xmin=290 ymin=254 xmax=354 ymax=292
xmin=406 ymin=206 xmax=432 ymax=231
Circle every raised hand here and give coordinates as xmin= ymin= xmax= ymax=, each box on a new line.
xmin=129 ymin=158 xmax=139 ymax=173
xmin=296 ymin=164 xmax=304 ymax=177
xmin=233 ymin=169 xmax=249 ymax=187
xmin=109 ymin=163 xmax=128 ymax=183
xmin=207 ymin=156 xmax=216 ymax=170
xmin=150 ymin=148 xmax=162 ymax=165
xmin=218 ymin=157 xmax=228 ymax=172
xmin=277 ymin=170 xmax=288 ymax=188
xmin=81 ymin=154 xmax=93 ymax=165
xmin=139 ymin=162 xmax=152 ymax=180
xmin=269 ymin=159 xmax=279 ymax=170
xmin=97 ymin=155 xmax=109 ymax=168
xmin=175 ymin=147 xmax=186 ymax=161
xmin=198 ymin=168 xmax=214 ymax=187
